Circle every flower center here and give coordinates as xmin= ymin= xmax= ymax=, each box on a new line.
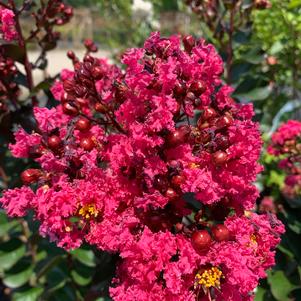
xmin=195 ymin=267 xmax=223 ymax=289
xmin=78 ymin=204 xmax=99 ymax=220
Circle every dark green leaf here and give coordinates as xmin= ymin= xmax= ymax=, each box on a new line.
xmin=70 ymin=248 xmax=96 ymax=267
xmin=0 ymin=239 xmax=26 ymax=270
xmin=3 ymin=264 xmax=34 ymax=288
xmin=13 ymin=287 xmax=43 ymax=301
xmin=267 ymin=270 xmax=299 ymax=301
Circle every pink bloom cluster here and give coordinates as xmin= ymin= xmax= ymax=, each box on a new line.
xmin=1 ymin=33 xmax=284 ymax=300
xmin=0 ymin=6 xmax=17 ymax=41
xmin=269 ymin=120 xmax=301 ymax=200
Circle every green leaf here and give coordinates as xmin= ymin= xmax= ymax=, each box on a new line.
xmin=36 ymin=255 xmax=64 ymax=280
xmin=266 ymin=170 xmax=285 ymax=187
xmin=0 ymin=239 xmax=26 ymax=270
xmin=267 ymin=270 xmax=298 ymax=301
xmin=234 ymin=86 xmax=272 ymax=101
xmin=289 ymin=0 xmax=301 ymax=9
xmin=69 ymin=248 xmax=96 ymax=267
xmin=3 ymin=265 xmax=34 ymax=288
xmin=255 ymin=286 xmax=266 ymax=301
xmin=13 ymin=287 xmax=43 ymax=301
xmin=71 ymin=269 xmax=92 ymax=286
xmin=278 ymin=244 xmax=294 ymax=259
xmin=0 ymin=211 xmax=20 ymax=237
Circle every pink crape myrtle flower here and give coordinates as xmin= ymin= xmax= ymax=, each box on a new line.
xmin=268 ymin=120 xmax=301 ymax=200
xmin=0 ymin=33 xmax=284 ymax=300
xmin=0 ymin=6 xmax=17 ymax=41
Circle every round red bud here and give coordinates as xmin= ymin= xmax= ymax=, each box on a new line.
xmin=192 ymin=230 xmax=212 ymax=252
xmin=75 ymin=117 xmax=91 ymax=132
xmin=212 ymin=150 xmax=228 ymax=165
xmin=165 ymin=187 xmax=178 ymax=199
xmin=80 ymin=137 xmax=95 ymax=151
xmin=166 ymin=125 xmax=190 ymax=147
xmin=63 ymin=102 xmax=79 ymax=116
xmin=171 ymin=175 xmax=185 ymax=186
xmin=212 ymin=224 xmax=230 ymax=242
xmin=94 ymin=103 xmax=107 ymax=114
xmin=21 ymin=169 xmax=42 ymax=185
xmin=47 ymin=135 xmax=61 ymax=150
xmin=189 ymin=80 xmax=206 ymax=96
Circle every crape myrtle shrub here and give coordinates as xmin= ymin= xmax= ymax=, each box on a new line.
xmin=0 ymin=1 xmax=288 ymax=301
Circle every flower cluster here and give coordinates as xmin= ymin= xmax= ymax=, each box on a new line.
xmin=1 ymin=33 xmax=284 ymax=300
xmin=268 ymin=120 xmax=301 ymax=200
xmin=0 ymin=6 xmax=17 ymax=41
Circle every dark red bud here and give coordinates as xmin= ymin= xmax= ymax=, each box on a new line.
xmin=217 ymin=115 xmax=233 ymax=129
xmin=192 ymin=230 xmax=212 ymax=252
xmin=61 ymin=92 xmax=72 ymax=103
xmin=165 ymin=187 xmax=178 ymax=199
xmin=194 ymin=209 xmax=204 ymax=223
xmin=80 ymin=137 xmax=95 ymax=151
xmin=47 ymin=135 xmax=61 ymax=150
xmin=212 ymin=150 xmax=228 ymax=165
xmin=175 ymin=223 xmax=184 ymax=232
xmin=29 ymin=145 xmax=47 ymax=158
xmin=183 ymin=35 xmax=195 ymax=53
xmin=67 ymin=50 xmax=75 ymax=60
xmin=154 ymin=175 xmax=169 ymax=192
xmin=189 ymin=81 xmax=206 ymax=96
xmin=75 ymin=117 xmax=91 ymax=132
xmin=63 ymin=80 xmax=74 ymax=92
xmin=197 ymin=119 xmax=210 ymax=130
xmin=167 ymin=125 xmax=191 ymax=147
xmin=215 ymin=135 xmax=230 ymax=150
xmin=83 ymin=55 xmax=95 ymax=63
xmin=212 ymin=224 xmax=230 ymax=242
xmin=173 ymin=82 xmax=186 ymax=97
xmin=21 ymin=169 xmax=42 ymax=185
xmin=92 ymin=66 xmax=103 ymax=79
xmin=171 ymin=175 xmax=185 ymax=186
xmin=63 ymin=102 xmax=79 ymax=116
xmin=94 ymin=103 xmax=107 ymax=113
xmin=202 ymin=107 xmax=217 ymax=121
xmin=75 ymin=97 xmax=89 ymax=107
xmin=185 ymin=91 xmax=196 ymax=102
xmin=64 ymin=7 xmax=73 ymax=16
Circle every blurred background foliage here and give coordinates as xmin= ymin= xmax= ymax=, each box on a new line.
xmin=1 ymin=0 xmax=301 ymax=300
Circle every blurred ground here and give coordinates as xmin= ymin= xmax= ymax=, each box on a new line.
xmin=28 ymin=49 xmax=111 ymax=82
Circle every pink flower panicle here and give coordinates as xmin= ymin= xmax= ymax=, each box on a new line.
xmin=0 ymin=33 xmax=284 ymax=300
xmin=269 ymin=120 xmax=301 ymax=199
xmin=0 ymin=6 xmax=17 ymax=41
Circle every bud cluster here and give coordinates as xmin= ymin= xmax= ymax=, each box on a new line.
xmin=0 ymin=51 xmax=19 ymax=110
xmin=31 ymin=0 xmax=73 ymax=48
xmin=1 ymin=33 xmax=284 ymax=301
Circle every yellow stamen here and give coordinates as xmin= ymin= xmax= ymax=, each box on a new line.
xmin=78 ymin=204 xmax=99 ymax=220
xmin=244 ymin=210 xmax=252 ymax=217
xmin=195 ymin=267 xmax=223 ymax=289
xmin=65 ymin=226 xmax=72 ymax=232
xmin=248 ymin=234 xmax=258 ymax=249
xmin=189 ymin=162 xmax=200 ymax=169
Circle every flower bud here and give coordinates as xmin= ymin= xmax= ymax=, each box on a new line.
xmin=192 ymin=230 xmax=212 ymax=252
xmin=21 ymin=169 xmax=42 ymax=185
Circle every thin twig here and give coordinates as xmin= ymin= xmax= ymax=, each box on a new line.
xmin=9 ymin=0 xmax=38 ymax=106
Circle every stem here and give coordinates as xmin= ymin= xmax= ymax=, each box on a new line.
xmin=226 ymin=7 xmax=235 ymax=83
xmin=9 ymin=0 xmax=38 ymax=106
xmin=0 ymin=1 xmax=10 ymax=9
xmin=91 ymin=81 xmax=126 ymax=134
